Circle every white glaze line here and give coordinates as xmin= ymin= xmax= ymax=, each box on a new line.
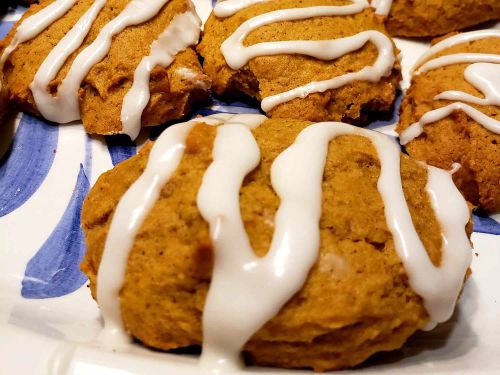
xmin=449 ymin=162 xmax=462 ymax=175
xmin=96 ymin=114 xmax=266 ymax=349
xmin=34 ymin=0 xmax=170 ymax=124
xmin=421 ymin=165 xmax=471 ymax=328
xmin=214 ymin=0 xmax=272 ymax=17
xmin=417 ymin=53 xmax=500 ymax=74
xmin=412 ymin=29 xmax=500 ymax=73
xmin=199 ymin=121 xmax=471 ymax=370
xmin=216 ymin=1 xmax=394 ymax=112
xmin=97 ymin=121 xmax=197 ymax=347
xmin=121 ymin=10 xmax=201 ymax=140
xmin=30 ymin=0 xmax=107 ymax=117
xmin=0 ymin=0 xmax=78 ymax=89
xmin=344 ymin=123 xmax=471 ymax=329
xmin=402 ymin=31 xmax=500 ymax=143
xmin=260 ymin=31 xmax=394 ymax=112
xmin=435 ymin=63 xmax=500 ymax=106
xmin=400 ymin=102 xmax=500 ymax=145
xmin=371 ymin=0 xmax=392 ymax=16
xmin=219 ymin=3 xmax=368 ymax=69
xmin=198 ymin=118 xmax=320 ymax=370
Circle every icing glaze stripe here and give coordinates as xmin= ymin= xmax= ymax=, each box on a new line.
xmin=96 ymin=114 xmax=266 ymax=348
xmin=32 ymin=0 xmax=171 ymax=125
xmin=0 ymin=0 xmax=77 ymax=87
xmin=30 ymin=0 xmax=107 ymax=118
xmin=422 ymin=165 xmax=471 ymax=328
xmin=198 ymin=121 xmax=471 ymax=370
xmin=417 ymin=53 xmax=500 ymax=74
xmin=435 ymin=63 xmax=500 ymax=106
xmin=215 ymin=0 xmax=394 ymax=17
xmin=198 ymin=119 xmax=322 ymax=370
xmin=215 ymin=0 xmax=395 ymax=112
xmin=412 ymin=29 xmax=500 ymax=73
xmin=400 ymin=102 xmax=500 ymax=145
xmin=96 ymin=121 xmax=197 ymax=347
xmin=121 ymin=10 xmax=201 ymax=139
xmin=213 ymin=0 xmax=271 ymax=17
xmin=371 ymin=0 xmax=393 ymax=16
xmin=401 ymin=31 xmax=500 ymax=143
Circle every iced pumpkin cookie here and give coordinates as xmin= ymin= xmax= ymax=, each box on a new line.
xmin=0 ymin=0 xmax=210 ymax=139
xmin=397 ymin=30 xmax=500 ymax=213
xmin=81 ymin=114 xmax=472 ymax=372
xmin=198 ymin=0 xmax=401 ymax=125
xmin=372 ymin=0 xmax=500 ymax=37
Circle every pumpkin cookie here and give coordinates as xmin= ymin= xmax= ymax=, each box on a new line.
xmin=198 ymin=0 xmax=401 ymax=125
xmin=397 ymin=31 xmax=500 ymax=213
xmin=0 ymin=0 xmax=210 ymax=139
xmin=82 ymin=114 xmax=471 ymax=371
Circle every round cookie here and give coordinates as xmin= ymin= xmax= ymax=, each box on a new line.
xmin=0 ymin=0 xmax=210 ymax=137
xmin=81 ymin=116 xmax=472 ymax=371
xmin=198 ymin=0 xmax=401 ymax=125
xmin=397 ymin=32 xmax=500 ymax=213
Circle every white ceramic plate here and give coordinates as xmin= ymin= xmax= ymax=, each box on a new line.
xmin=0 ymin=2 xmax=499 ymax=374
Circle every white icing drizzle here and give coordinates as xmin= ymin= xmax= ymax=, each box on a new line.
xmin=213 ymin=0 xmax=271 ymax=17
xmin=198 ymin=121 xmax=471 ymax=370
xmin=417 ymin=53 xmax=500 ymax=74
xmin=412 ymin=30 xmax=500 ymax=74
xmin=32 ymin=0 xmax=171 ymax=125
xmin=449 ymin=162 xmax=461 ymax=175
xmin=214 ymin=0 xmax=395 ymax=112
xmin=30 ymin=0 xmax=107 ymax=116
xmin=371 ymin=0 xmax=393 ymax=16
xmin=197 ymin=121 xmax=324 ymax=370
xmin=0 ymin=0 xmax=78 ymax=89
xmin=96 ymin=113 xmax=266 ymax=348
xmin=400 ymin=30 xmax=500 ymax=144
xmin=215 ymin=0 xmax=394 ymax=18
xmin=121 ymin=10 xmax=201 ymax=140
xmin=420 ymin=165 xmax=471 ymax=329
xmin=400 ymin=102 xmax=500 ymax=145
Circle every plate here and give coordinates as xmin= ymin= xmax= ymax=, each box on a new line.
xmin=1 ymin=2 xmax=499 ymax=374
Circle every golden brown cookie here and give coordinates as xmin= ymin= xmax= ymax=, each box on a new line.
xmin=81 ymin=116 xmax=471 ymax=371
xmin=198 ymin=0 xmax=401 ymax=125
xmin=397 ymin=33 xmax=500 ymax=213
xmin=1 ymin=0 xmax=210 ymax=136
xmin=381 ymin=0 xmax=500 ymax=37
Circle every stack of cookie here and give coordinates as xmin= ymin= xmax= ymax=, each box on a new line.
xmin=1 ymin=0 xmax=498 ymax=372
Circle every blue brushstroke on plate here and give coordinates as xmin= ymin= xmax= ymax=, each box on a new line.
xmin=0 ymin=114 xmax=58 ymax=217
xmin=210 ymin=97 xmax=263 ymax=114
xmin=473 ymin=211 xmax=500 ymax=236
xmin=105 ymin=135 xmax=136 ymax=166
xmin=0 ymin=20 xmax=14 ymax=38
xmin=21 ymin=165 xmax=90 ymax=298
